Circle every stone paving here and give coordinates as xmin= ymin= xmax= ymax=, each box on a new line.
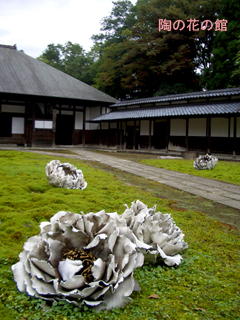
xmin=1 ymin=146 xmax=240 ymax=210
xmin=69 ymin=149 xmax=240 ymax=211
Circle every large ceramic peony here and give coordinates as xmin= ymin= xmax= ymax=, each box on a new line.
xmin=45 ymin=160 xmax=87 ymax=190
xmin=193 ymin=154 xmax=218 ymax=170
xmin=12 ymin=210 xmax=144 ymax=310
xmin=119 ymin=201 xmax=188 ymax=266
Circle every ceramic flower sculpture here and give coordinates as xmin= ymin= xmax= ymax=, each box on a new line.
xmin=11 ymin=210 xmax=144 ymax=311
xmin=45 ymin=160 xmax=87 ymax=189
xmin=119 ymin=200 xmax=188 ymax=266
xmin=193 ymin=154 xmax=218 ymax=170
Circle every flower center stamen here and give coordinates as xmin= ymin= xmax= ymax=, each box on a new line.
xmin=63 ymin=248 xmax=97 ymax=282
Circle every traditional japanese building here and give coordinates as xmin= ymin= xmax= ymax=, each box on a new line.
xmin=90 ymin=88 xmax=240 ymax=155
xmin=0 ymin=44 xmax=117 ymax=147
xmin=1 ymin=45 xmax=240 ymax=155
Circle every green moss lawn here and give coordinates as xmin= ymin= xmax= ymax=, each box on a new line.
xmin=141 ymin=158 xmax=240 ymax=185
xmin=0 ymin=151 xmax=239 ymax=319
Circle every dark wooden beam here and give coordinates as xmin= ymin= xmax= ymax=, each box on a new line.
xmin=82 ymin=107 xmax=86 ymax=147
xmin=185 ymin=118 xmax=189 ymax=150
xmin=206 ymin=117 xmax=211 ymax=153
xmin=233 ymin=115 xmax=237 ymax=157
xmin=133 ymin=119 xmax=136 ymax=150
xmin=120 ymin=121 xmax=123 ymax=150
xmin=52 ymin=108 xmax=57 ymax=147
xmin=166 ymin=118 xmax=170 ymax=151
xmin=31 ymin=104 xmax=36 ymax=147
xmin=116 ymin=121 xmax=119 ymax=147
xmin=148 ymin=120 xmax=151 ymax=150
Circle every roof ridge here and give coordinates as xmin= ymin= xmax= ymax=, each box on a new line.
xmin=112 ymin=87 xmax=240 ymax=107
xmin=0 ymin=44 xmax=17 ymax=50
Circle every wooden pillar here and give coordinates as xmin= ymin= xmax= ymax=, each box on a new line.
xmin=120 ymin=121 xmax=123 ymax=150
xmin=166 ymin=118 xmax=170 ymax=151
xmin=206 ymin=117 xmax=211 ymax=153
xmin=116 ymin=121 xmax=119 ymax=148
xmin=228 ymin=117 xmax=231 ymax=138
xmin=148 ymin=120 xmax=152 ymax=150
xmin=107 ymin=122 xmax=110 ymax=147
xmin=124 ymin=121 xmax=127 ymax=149
xmin=233 ymin=115 xmax=237 ymax=157
xmin=133 ymin=120 xmax=136 ymax=150
xmin=99 ymin=122 xmax=102 ymax=146
xmin=52 ymin=108 xmax=57 ymax=147
xmin=72 ymin=106 xmax=76 ymax=145
xmin=185 ymin=118 xmax=189 ymax=150
xmin=31 ymin=104 xmax=36 ymax=147
xmin=82 ymin=107 xmax=86 ymax=147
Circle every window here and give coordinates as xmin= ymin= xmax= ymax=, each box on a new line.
xmin=34 ymin=120 xmax=53 ymax=129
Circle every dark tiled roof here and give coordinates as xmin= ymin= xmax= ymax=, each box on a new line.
xmin=111 ymin=88 xmax=240 ymax=107
xmin=90 ymin=102 xmax=240 ymax=121
xmin=0 ymin=47 xmax=117 ymax=103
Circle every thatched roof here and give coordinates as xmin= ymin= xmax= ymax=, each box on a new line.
xmin=0 ymin=46 xmax=117 ymax=104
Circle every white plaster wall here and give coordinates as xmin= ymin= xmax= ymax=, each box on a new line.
xmin=61 ymin=110 xmax=73 ymax=115
xmin=170 ymin=119 xmax=186 ymax=136
xmin=127 ymin=120 xmax=134 ymax=126
xmin=140 ymin=120 xmax=148 ymax=135
xmin=211 ymin=118 xmax=228 ymax=137
xmin=229 ymin=117 xmax=240 ymax=137
xmin=85 ymin=107 xmax=91 ymax=130
xmin=110 ymin=122 xmax=117 ymax=129
xmin=91 ymin=107 xmax=101 ymax=119
xmin=101 ymin=122 xmax=108 ymax=129
xmin=89 ymin=123 xmax=100 ymax=130
xmin=85 ymin=107 xmax=101 ymax=130
xmin=140 ymin=120 xmax=153 ymax=136
xmin=189 ymin=118 xmax=206 ymax=136
xmin=2 ymin=105 xmax=25 ymax=113
xmin=12 ymin=117 xmax=24 ymax=134
xmin=75 ymin=111 xmax=83 ymax=130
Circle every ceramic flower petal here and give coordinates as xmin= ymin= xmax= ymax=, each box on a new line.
xmin=12 ymin=209 xmax=143 ymax=310
xmin=120 ymin=200 xmax=188 ymax=266
xmin=45 ymin=160 xmax=87 ymax=190
xmin=193 ymin=154 xmax=218 ymax=170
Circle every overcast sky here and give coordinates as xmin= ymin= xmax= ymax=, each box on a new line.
xmin=0 ymin=0 xmax=136 ymax=58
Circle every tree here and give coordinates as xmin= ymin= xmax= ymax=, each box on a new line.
xmin=92 ymin=0 xmax=137 ymax=46
xmin=231 ymin=37 xmax=240 ymax=84
xmin=91 ymin=0 xmax=138 ymax=98
xmin=38 ymin=43 xmax=64 ymax=71
xmin=97 ymin=0 xmax=201 ymax=98
xmin=92 ymin=0 xmax=223 ymax=98
xmin=200 ymin=0 xmax=240 ymax=89
xmin=38 ymin=42 xmax=95 ymax=85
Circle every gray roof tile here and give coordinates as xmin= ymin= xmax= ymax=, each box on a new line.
xmin=111 ymin=88 xmax=240 ymax=107
xmin=90 ymin=102 xmax=240 ymax=121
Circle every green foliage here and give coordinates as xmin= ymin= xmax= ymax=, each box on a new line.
xmin=38 ymin=41 xmax=96 ymax=85
xmin=92 ymin=0 xmax=223 ymax=98
xmin=200 ymin=0 xmax=240 ymax=89
xmin=0 ymin=151 xmax=239 ymax=319
xmin=140 ymin=158 xmax=240 ymax=185
xmin=154 ymin=82 xmax=195 ymax=96
xmin=231 ymin=36 xmax=240 ymax=83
